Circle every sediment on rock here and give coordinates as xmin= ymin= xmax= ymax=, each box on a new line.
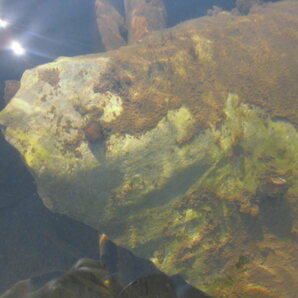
xmin=0 ymin=1 xmax=297 ymax=295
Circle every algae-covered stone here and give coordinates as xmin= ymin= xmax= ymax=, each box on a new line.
xmin=0 ymin=1 xmax=298 ymax=295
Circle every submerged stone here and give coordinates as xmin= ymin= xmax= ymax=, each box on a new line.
xmin=0 ymin=1 xmax=297 ymax=295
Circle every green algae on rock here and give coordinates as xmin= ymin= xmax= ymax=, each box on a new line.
xmin=0 ymin=1 xmax=298 ymax=296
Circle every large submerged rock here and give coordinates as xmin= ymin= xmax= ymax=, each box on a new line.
xmin=0 ymin=1 xmax=298 ymax=295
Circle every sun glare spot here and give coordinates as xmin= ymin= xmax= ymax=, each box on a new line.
xmin=0 ymin=18 xmax=9 ymax=28
xmin=10 ymin=41 xmax=26 ymax=55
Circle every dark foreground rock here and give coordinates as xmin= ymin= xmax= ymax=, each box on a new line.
xmin=1 ymin=234 xmax=210 ymax=298
xmin=0 ymin=134 xmax=99 ymax=293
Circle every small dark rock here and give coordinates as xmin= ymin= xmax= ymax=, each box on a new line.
xmin=84 ymin=121 xmax=104 ymax=143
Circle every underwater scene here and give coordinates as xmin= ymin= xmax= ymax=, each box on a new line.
xmin=0 ymin=0 xmax=297 ymax=297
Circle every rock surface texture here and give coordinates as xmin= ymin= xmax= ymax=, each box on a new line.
xmin=0 ymin=1 xmax=298 ymax=296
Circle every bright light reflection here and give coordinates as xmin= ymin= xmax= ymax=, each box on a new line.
xmin=0 ymin=18 xmax=9 ymax=28
xmin=10 ymin=41 xmax=26 ymax=56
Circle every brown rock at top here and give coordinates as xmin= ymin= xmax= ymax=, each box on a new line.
xmin=95 ymin=0 xmax=127 ymax=50
xmin=124 ymin=0 xmax=167 ymax=43
xmin=95 ymin=0 xmax=166 ymax=50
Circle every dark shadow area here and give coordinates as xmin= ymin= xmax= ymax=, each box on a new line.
xmin=259 ymin=195 xmax=293 ymax=237
xmin=240 ymin=213 xmax=264 ymax=241
xmin=240 ymin=190 xmax=293 ymax=243
xmin=119 ymin=162 xmax=211 ymax=219
xmin=0 ymin=134 xmax=99 ymax=293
